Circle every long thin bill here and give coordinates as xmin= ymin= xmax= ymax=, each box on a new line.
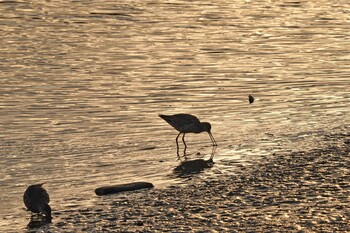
xmin=208 ymin=132 xmax=217 ymax=146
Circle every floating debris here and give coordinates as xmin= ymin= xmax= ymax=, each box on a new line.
xmin=248 ymin=95 xmax=255 ymax=104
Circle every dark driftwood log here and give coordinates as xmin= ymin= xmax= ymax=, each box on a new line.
xmin=95 ymin=182 xmax=154 ymax=196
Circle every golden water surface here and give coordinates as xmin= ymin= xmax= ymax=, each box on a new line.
xmin=0 ymin=0 xmax=349 ymax=231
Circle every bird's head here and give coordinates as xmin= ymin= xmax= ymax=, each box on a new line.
xmin=201 ymin=122 xmax=212 ymax=133
xmin=44 ymin=204 xmax=52 ymax=221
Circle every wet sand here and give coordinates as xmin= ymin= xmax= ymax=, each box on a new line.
xmin=54 ymin=132 xmax=349 ymax=232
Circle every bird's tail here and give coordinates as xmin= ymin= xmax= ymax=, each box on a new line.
xmin=158 ymin=114 xmax=169 ymax=120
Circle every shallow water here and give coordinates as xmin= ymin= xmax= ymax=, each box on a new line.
xmin=0 ymin=0 xmax=349 ymax=231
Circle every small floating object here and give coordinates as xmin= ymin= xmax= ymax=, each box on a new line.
xmin=95 ymin=182 xmax=154 ymax=196
xmin=248 ymin=95 xmax=255 ymax=104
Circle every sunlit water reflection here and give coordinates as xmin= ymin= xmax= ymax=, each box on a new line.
xmin=0 ymin=0 xmax=349 ymax=231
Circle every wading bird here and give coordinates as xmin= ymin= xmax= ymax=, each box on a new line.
xmin=159 ymin=114 xmax=217 ymax=158
xmin=23 ymin=183 xmax=52 ymax=221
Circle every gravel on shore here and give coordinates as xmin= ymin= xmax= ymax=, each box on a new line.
xmin=54 ymin=133 xmax=349 ymax=232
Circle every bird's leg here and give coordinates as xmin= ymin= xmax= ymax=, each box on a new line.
xmin=176 ymin=133 xmax=181 ymax=159
xmin=210 ymin=143 xmax=217 ymax=160
xmin=182 ymin=133 xmax=187 ymax=156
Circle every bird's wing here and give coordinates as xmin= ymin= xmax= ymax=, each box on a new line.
xmin=170 ymin=114 xmax=200 ymax=132
xmin=173 ymin=114 xmax=200 ymax=125
xmin=39 ymin=187 xmax=50 ymax=204
xmin=173 ymin=114 xmax=200 ymax=128
xmin=159 ymin=113 xmax=201 ymax=132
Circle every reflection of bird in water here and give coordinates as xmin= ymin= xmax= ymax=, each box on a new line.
xmin=23 ymin=184 xmax=52 ymax=221
xmin=159 ymin=114 xmax=217 ymax=158
xmin=248 ymin=95 xmax=255 ymax=104
xmin=27 ymin=217 xmax=51 ymax=229
xmin=173 ymin=158 xmax=215 ymax=178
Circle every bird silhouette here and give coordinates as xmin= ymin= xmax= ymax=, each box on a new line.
xmin=23 ymin=183 xmax=52 ymax=221
xmin=159 ymin=114 xmax=217 ymax=158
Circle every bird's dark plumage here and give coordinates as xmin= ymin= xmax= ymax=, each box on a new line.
xmin=159 ymin=114 xmax=217 ymax=158
xmin=159 ymin=114 xmax=203 ymax=133
xmin=23 ymin=184 xmax=51 ymax=220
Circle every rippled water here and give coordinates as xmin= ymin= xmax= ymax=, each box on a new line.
xmin=0 ymin=0 xmax=349 ymax=231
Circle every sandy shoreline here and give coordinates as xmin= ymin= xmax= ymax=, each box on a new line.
xmin=49 ymin=132 xmax=350 ymax=232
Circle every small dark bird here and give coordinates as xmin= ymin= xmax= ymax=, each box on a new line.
xmin=248 ymin=95 xmax=255 ymax=104
xmin=23 ymin=184 xmax=52 ymax=221
xmin=159 ymin=114 xmax=217 ymax=158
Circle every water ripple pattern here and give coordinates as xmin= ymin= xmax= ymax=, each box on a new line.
xmin=0 ymin=0 xmax=349 ymax=231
